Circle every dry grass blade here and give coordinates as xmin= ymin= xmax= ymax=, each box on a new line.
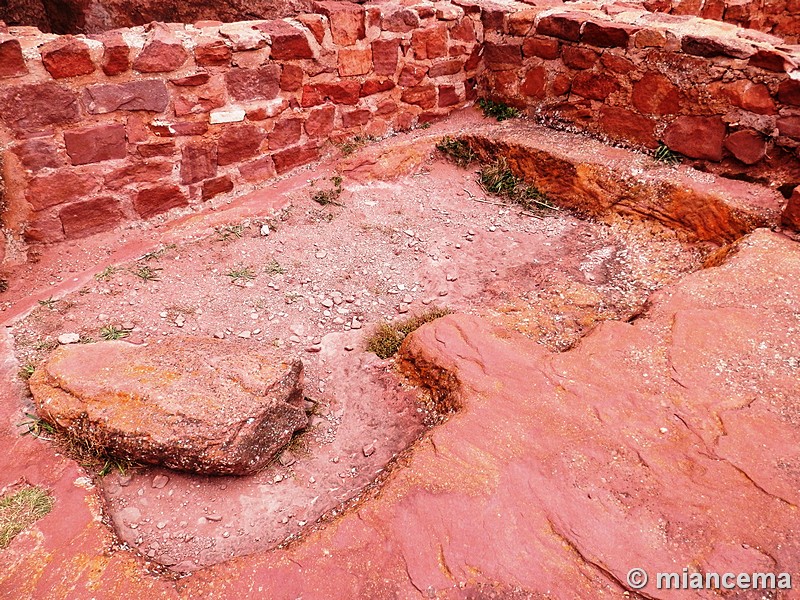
xmin=366 ymin=307 xmax=452 ymax=359
xmin=0 ymin=485 xmax=54 ymax=549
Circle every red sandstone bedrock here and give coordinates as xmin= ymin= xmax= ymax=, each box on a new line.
xmin=1 ymin=229 xmax=799 ymax=596
xmin=170 ymin=228 xmax=800 ymax=598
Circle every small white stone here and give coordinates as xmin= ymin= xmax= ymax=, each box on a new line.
xmin=58 ymin=333 xmax=80 ymax=345
xmin=260 ymin=224 xmax=270 ymax=236
xmin=209 ymin=108 xmax=246 ymax=124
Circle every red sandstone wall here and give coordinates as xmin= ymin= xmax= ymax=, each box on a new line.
xmin=479 ymin=4 xmax=800 ymax=179
xmin=643 ymin=0 xmax=800 ymax=44
xmin=2 ymin=0 xmax=800 ymax=253
xmin=0 ymin=2 xmax=481 ymax=245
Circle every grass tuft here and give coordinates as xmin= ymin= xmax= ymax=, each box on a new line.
xmin=340 ymin=135 xmax=376 ymax=156
xmin=18 ymin=413 xmax=55 ymax=440
xmin=226 ymin=265 xmax=256 ymax=284
xmin=312 ymin=176 xmax=344 ymax=207
xmin=436 ymin=136 xmax=478 ymax=168
xmin=478 ymin=157 xmax=557 ymax=214
xmin=0 ymin=485 xmax=54 ymax=549
xmin=139 ymin=244 xmax=177 ymax=261
xmin=100 ymin=325 xmax=131 ymax=341
xmin=653 ymin=142 xmax=682 ymax=165
xmin=131 ymin=265 xmax=162 ymax=282
xmin=476 ymin=98 xmax=520 ymax=121
xmin=0 ymin=279 xmax=8 ymax=293
xmin=37 ymin=297 xmax=58 ymax=310
xmin=216 ymin=224 xmax=246 ymax=242
xmin=18 ymin=364 xmax=36 ymax=381
xmin=94 ymin=266 xmax=119 ymax=282
xmin=366 ymin=307 xmax=452 ymax=359
xmin=265 ymin=259 xmax=286 ymax=275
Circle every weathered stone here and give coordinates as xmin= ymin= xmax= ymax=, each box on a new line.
xmin=749 ymin=49 xmax=795 ymax=73
xmin=137 ymin=142 xmax=176 ymax=158
xmin=724 ymin=81 xmax=775 ymax=115
xmin=314 ymin=1 xmax=364 ymax=46
xmin=174 ymin=86 xmax=225 ymax=116
xmin=103 ymin=159 xmax=173 ymax=189
xmin=41 ymin=36 xmax=95 ymax=79
xmin=99 ymin=32 xmax=131 ymax=76
xmin=338 ymin=48 xmax=372 ymax=77
xmin=219 ymin=23 xmax=267 ymax=51
xmin=26 ymin=213 xmax=65 ymax=244
xmin=632 ymin=72 xmax=680 ymax=115
xmin=382 ymin=8 xmax=419 ymax=33
xmin=505 ymin=9 xmax=537 ymax=36
xmin=398 ymin=64 xmax=428 ymax=87
xmin=663 ymin=116 xmax=726 ymax=161
xmin=194 ymin=38 xmax=232 ymax=66
xmin=225 ymin=66 xmax=281 ymax=102
xmin=522 ymin=36 xmax=560 ymax=60
xmin=562 ymin=46 xmax=599 ymax=70
xmin=681 ymin=35 xmax=753 ymax=59
xmin=133 ymin=25 xmax=189 ymax=73
xmin=438 ymin=85 xmax=461 ymax=107
xmin=302 ymin=81 xmax=360 ymax=106
xmin=256 ymin=20 xmax=313 ymax=60
xmin=30 ymin=339 xmax=308 ymax=475
xmin=372 ymin=39 xmax=400 ymax=76
xmin=571 ymin=72 xmax=618 ymax=101
xmin=412 ymin=24 xmax=448 ymax=60
xmin=360 ymin=79 xmax=394 ymax=96
xmin=171 ymin=72 xmax=210 ymax=86
xmin=150 ymin=120 xmax=209 ymax=136
xmin=272 ymin=143 xmax=319 ymax=174
xmin=280 ymin=64 xmax=304 ymax=91
xmin=0 ymin=82 xmax=80 ymax=134
xmin=239 ymin=155 xmax=276 ymax=182
xmin=599 ymin=106 xmax=656 ymax=148
xmin=59 ymin=197 xmax=125 ymax=239
xmin=217 ymin=124 xmax=266 ymax=165
xmin=201 ymin=175 xmax=233 ymax=200
xmin=536 ymin=13 xmax=585 ymax=42
xmin=777 ymin=80 xmax=800 ymax=106
xmin=296 ymin=13 xmax=326 ymax=44
xmin=782 ymin=188 xmax=800 ymax=231
xmin=26 ymin=170 xmax=99 ymax=211
xmin=0 ymin=36 xmax=27 ymax=78
xmin=180 ymin=142 xmax=217 ymax=184
xmin=305 ymin=104 xmax=335 ymax=138
xmin=777 ymin=116 xmax=800 ymax=140
xmin=401 ymin=85 xmax=437 ymax=109
xmin=83 ymin=80 xmax=169 ymax=114
xmin=483 ymin=43 xmax=522 ymax=68
xmin=133 ymin=185 xmax=189 ymax=218
xmin=342 ymin=108 xmax=370 ymax=128
xmin=581 ymin=20 xmax=633 ymax=48
xmin=428 ymin=59 xmax=463 ymax=78
xmin=64 ymin=124 xmax=127 ymax=165
xmin=724 ymin=130 xmax=767 ymax=165
xmin=269 ymin=118 xmax=302 ymax=150
xmin=244 ymin=98 xmax=287 ymax=121
xmin=520 ymin=66 xmax=546 ymax=99
xmin=450 ymin=16 xmax=476 ymax=43
xmin=12 ymin=139 xmax=64 ymax=172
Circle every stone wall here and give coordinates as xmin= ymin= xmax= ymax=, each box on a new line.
xmin=643 ymin=0 xmax=800 ymax=44
xmin=1 ymin=0 xmax=800 ymax=253
xmin=0 ymin=2 xmax=481 ymax=244
xmin=480 ymin=3 xmax=800 ymax=182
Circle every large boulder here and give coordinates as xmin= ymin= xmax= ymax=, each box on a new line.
xmin=29 ymin=338 xmax=307 ymax=475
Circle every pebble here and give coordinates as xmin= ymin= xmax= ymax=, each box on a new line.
xmin=213 ymin=331 xmax=225 ymax=339
xmin=321 ymin=299 xmax=333 ymax=308
xmin=362 ymin=442 xmax=376 ymax=457
xmin=58 ymin=333 xmax=80 ymax=345
xmin=350 ymin=319 xmax=362 ymax=330
xmin=438 ymin=290 xmax=449 ymax=297
xmin=237 ymin=330 xmax=252 ymax=339
xmin=402 ymin=294 xmax=413 ymax=304
xmin=397 ymin=305 xmax=409 ymax=314
xmin=278 ymin=452 xmax=296 ymax=467
xmin=152 ymin=475 xmax=169 ymax=489
xmin=446 ymin=274 xmax=458 ymax=281
xmin=289 ymin=335 xmax=301 ymax=343
xmin=273 ymin=474 xmax=283 ymax=483
xmin=315 ymin=250 xmax=327 ymax=259
xmin=305 ymin=344 xmax=322 ymax=353
xmin=344 ymin=345 xmax=354 ymax=351
xmin=260 ymin=224 xmax=270 ymax=236
xmin=206 ymin=514 xmax=222 ymax=522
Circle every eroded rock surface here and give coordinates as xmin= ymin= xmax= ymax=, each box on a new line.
xmin=180 ymin=229 xmax=800 ymax=598
xmin=29 ymin=338 xmax=307 ymax=475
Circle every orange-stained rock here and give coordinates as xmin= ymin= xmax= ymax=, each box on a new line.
xmin=782 ymin=187 xmax=800 ymax=231
xmin=338 ymin=138 xmax=431 ymax=181
xmin=30 ymin=339 xmax=308 ymax=475
xmin=40 ymin=36 xmax=95 ymax=79
xmin=663 ymin=115 xmax=726 ymax=161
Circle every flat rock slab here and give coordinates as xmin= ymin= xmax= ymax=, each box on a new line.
xmin=29 ymin=338 xmax=307 ymax=475
xmin=181 ymin=229 xmax=800 ymax=598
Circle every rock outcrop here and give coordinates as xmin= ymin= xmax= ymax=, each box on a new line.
xmin=29 ymin=338 xmax=307 ymax=475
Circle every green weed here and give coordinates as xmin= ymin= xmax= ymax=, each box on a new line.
xmin=366 ymin=307 xmax=452 ymax=359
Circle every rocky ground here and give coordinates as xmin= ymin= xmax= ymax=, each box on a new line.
xmin=1 ymin=109 xmax=797 ymax=598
